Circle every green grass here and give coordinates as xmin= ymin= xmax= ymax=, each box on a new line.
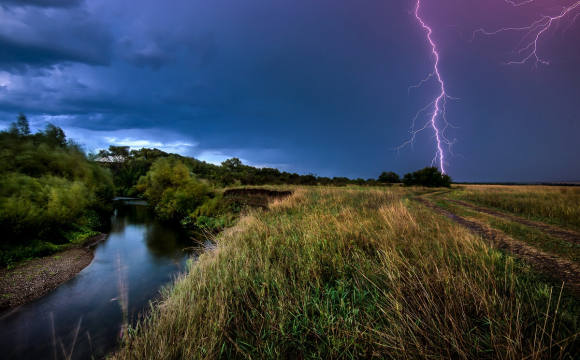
xmin=434 ymin=198 xmax=580 ymax=265
xmin=0 ymin=224 xmax=98 ymax=268
xmin=0 ymin=240 xmax=61 ymax=269
xmin=113 ymin=187 xmax=580 ymax=359
xmin=447 ymin=185 xmax=580 ymax=231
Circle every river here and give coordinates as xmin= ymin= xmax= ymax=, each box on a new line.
xmin=0 ymin=199 xmax=195 ymax=359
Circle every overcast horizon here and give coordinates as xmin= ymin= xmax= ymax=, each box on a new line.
xmin=1 ymin=0 xmax=579 ymax=182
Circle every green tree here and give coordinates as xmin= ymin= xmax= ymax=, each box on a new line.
xmin=97 ymin=145 xmax=131 ymax=187
xmin=7 ymin=113 xmax=31 ymax=137
xmin=221 ymin=157 xmax=243 ymax=173
xmin=0 ymin=116 xmax=114 ymax=266
xmin=402 ymin=167 xmax=452 ymax=187
xmin=378 ymin=171 xmax=401 ymax=184
xmin=42 ymin=123 xmax=67 ymax=148
xmin=136 ymin=157 xmax=210 ymax=220
xmin=16 ymin=113 xmax=31 ymax=136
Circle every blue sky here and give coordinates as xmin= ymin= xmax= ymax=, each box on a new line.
xmin=0 ymin=0 xmax=579 ymax=181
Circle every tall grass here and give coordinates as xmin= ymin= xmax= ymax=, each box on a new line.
xmin=115 ymin=187 xmax=580 ymax=359
xmin=449 ymin=185 xmax=580 ymax=230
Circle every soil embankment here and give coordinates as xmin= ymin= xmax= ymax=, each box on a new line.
xmin=223 ymin=188 xmax=292 ymax=209
xmin=0 ymin=233 xmax=106 ymax=309
xmin=415 ymin=197 xmax=580 ymax=296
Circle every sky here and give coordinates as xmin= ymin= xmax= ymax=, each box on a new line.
xmin=0 ymin=0 xmax=578 ymax=182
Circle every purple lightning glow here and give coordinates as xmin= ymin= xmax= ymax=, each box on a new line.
xmin=397 ymin=0 xmax=578 ymax=174
xmin=396 ymin=0 xmax=456 ymax=174
xmin=473 ymin=0 xmax=580 ymax=67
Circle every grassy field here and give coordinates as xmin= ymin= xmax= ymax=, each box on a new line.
xmin=447 ymin=185 xmax=580 ymax=231
xmin=432 ymin=198 xmax=580 ymax=266
xmin=114 ymin=186 xmax=580 ymax=359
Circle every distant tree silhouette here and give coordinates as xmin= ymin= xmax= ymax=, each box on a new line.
xmin=402 ymin=167 xmax=452 ymax=187
xmin=378 ymin=171 xmax=401 ymax=184
xmin=221 ymin=157 xmax=243 ymax=172
xmin=16 ymin=113 xmax=31 ymax=136
xmin=8 ymin=113 xmax=31 ymax=137
xmin=40 ymin=123 xmax=67 ymax=148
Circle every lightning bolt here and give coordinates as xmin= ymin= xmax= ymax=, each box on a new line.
xmin=396 ymin=0 xmax=578 ymax=173
xmin=472 ymin=0 xmax=580 ymax=67
xmin=396 ymin=0 xmax=456 ymax=174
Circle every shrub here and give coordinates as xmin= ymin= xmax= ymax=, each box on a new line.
xmin=181 ymin=195 xmax=240 ymax=232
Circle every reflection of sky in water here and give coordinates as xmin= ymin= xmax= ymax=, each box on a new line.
xmin=0 ymin=203 xmax=195 ymax=360
xmin=113 ymin=198 xmax=149 ymax=206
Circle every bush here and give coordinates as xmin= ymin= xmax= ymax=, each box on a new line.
xmin=181 ymin=195 xmax=240 ymax=232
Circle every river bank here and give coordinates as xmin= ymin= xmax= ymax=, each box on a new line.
xmin=0 ymin=201 xmax=195 ymax=360
xmin=0 ymin=233 xmax=106 ymax=309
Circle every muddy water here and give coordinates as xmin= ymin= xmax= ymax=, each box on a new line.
xmin=0 ymin=199 xmax=195 ymax=360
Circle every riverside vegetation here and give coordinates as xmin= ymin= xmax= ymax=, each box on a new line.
xmin=98 ymin=148 xmax=450 ymax=234
xmin=114 ymin=186 xmax=580 ymax=359
xmin=0 ymin=115 xmax=114 ymax=268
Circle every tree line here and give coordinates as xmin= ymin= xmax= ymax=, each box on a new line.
xmin=97 ymin=145 xmax=394 ymax=196
xmin=98 ymin=146 xmax=450 ymax=196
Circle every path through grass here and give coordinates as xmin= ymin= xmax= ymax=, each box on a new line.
xmin=448 ymin=185 xmax=580 ymax=231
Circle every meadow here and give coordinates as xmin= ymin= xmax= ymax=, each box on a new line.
xmin=114 ymin=186 xmax=580 ymax=359
xmin=446 ymin=185 xmax=580 ymax=231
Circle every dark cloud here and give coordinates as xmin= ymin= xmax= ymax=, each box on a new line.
xmin=115 ymin=32 xmax=216 ymax=71
xmin=116 ymin=37 xmax=175 ymax=71
xmin=1 ymin=0 xmax=579 ymax=181
xmin=0 ymin=0 xmax=83 ymax=8
xmin=0 ymin=5 xmax=111 ymax=71
xmin=0 ymin=33 xmax=110 ymax=70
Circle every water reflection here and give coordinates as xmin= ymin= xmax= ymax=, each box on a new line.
xmin=0 ymin=200 xmax=194 ymax=360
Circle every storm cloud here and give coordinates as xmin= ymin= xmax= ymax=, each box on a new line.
xmin=0 ymin=0 xmax=83 ymax=9
xmin=0 ymin=4 xmax=111 ymax=70
xmin=0 ymin=0 xmax=578 ymax=181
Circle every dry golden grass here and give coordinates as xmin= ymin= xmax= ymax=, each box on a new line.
xmin=114 ymin=187 xmax=580 ymax=359
xmin=448 ymin=185 xmax=580 ymax=231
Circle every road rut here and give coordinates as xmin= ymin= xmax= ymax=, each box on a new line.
xmin=415 ymin=197 xmax=580 ymax=296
